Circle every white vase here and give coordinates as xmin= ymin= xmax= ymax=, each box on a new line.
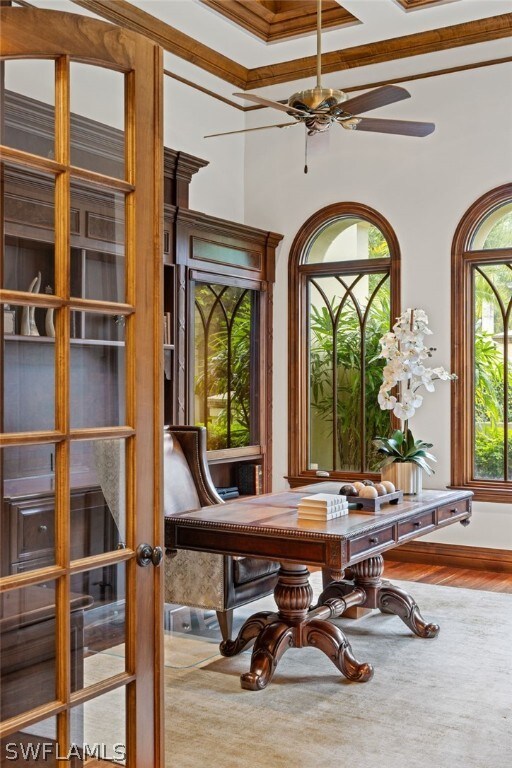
xmin=381 ymin=462 xmax=422 ymax=495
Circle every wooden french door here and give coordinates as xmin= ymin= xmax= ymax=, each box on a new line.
xmin=0 ymin=7 xmax=163 ymax=767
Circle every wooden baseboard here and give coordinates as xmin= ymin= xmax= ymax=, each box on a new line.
xmin=384 ymin=541 xmax=512 ymax=574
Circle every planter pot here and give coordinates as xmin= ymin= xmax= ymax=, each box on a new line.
xmin=381 ymin=462 xmax=422 ymax=495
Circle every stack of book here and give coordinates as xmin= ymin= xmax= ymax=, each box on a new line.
xmin=297 ymin=493 xmax=348 ymax=521
xmin=236 ymin=463 xmax=263 ymax=495
xmin=216 ymin=486 xmax=240 ymax=501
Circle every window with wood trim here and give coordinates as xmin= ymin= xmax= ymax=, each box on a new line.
xmin=452 ymin=184 xmax=512 ymax=502
xmin=193 ymin=281 xmax=259 ymax=450
xmin=288 ymin=203 xmax=400 ymax=485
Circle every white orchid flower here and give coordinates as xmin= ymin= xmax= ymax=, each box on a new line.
xmin=378 ymin=392 xmax=397 ymax=410
xmin=376 ymin=308 xmax=455 ymax=423
xmin=393 ymin=401 xmax=416 ymax=420
xmin=402 ymin=390 xmax=423 ymax=409
xmin=432 ymin=366 xmax=454 ymax=381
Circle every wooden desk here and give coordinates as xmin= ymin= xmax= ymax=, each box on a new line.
xmin=165 ymin=486 xmax=472 ymax=690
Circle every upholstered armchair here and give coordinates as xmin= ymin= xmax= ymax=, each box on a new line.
xmin=163 ymin=425 xmax=279 ymax=641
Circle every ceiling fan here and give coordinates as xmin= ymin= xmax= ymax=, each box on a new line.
xmin=205 ymin=0 xmax=435 ymax=172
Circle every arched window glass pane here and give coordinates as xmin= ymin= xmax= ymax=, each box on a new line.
xmin=471 ymin=201 xmax=512 ymax=250
xmin=306 ymin=217 xmax=390 ymax=264
xmin=308 ymin=271 xmax=390 ymax=473
xmin=473 ymin=264 xmax=511 ymax=481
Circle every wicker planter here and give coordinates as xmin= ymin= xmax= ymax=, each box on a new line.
xmin=381 ymin=462 xmax=422 ymax=495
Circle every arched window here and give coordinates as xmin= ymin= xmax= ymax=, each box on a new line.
xmin=288 ymin=203 xmax=400 ymax=485
xmin=452 ymin=184 xmax=512 ymax=502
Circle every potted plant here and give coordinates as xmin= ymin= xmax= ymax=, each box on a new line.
xmin=373 ymin=308 xmax=456 ymax=494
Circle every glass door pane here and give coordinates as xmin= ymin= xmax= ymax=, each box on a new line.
xmin=2 ymin=59 xmax=55 ymax=158
xmin=1 ymin=9 xmax=162 ymax=764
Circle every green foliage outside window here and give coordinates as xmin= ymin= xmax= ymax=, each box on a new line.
xmin=194 ymin=284 xmax=253 ymax=450
xmin=473 ymin=263 xmax=511 ymax=480
xmin=309 ymin=280 xmax=391 ymax=472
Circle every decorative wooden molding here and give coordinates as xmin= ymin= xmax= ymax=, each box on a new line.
xmin=287 ymin=202 xmax=401 ymax=483
xmin=71 ymin=0 xmax=249 ymax=88
xmin=200 ymin=1 xmax=358 ymax=43
xmin=451 ymin=183 xmax=512 ymax=502
xmin=246 ymin=13 xmax=512 ymax=88
xmin=164 ymin=150 xmax=209 ymax=208
xmin=165 ymin=56 xmax=512 ymax=114
xmin=175 ymin=207 xmax=283 ymax=255
xmin=70 ymin=1 xmax=512 ymax=90
xmin=394 ymin=0 xmax=459 ymax=11
xmin=384 ymin=541 xmax=512 ymax=574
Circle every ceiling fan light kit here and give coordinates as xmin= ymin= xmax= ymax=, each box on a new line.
xmin=206 ymin=0 xmax=435 ymax=171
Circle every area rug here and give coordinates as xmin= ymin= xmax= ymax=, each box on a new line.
xmin=164 ymin=575 xmax=512 ymax=768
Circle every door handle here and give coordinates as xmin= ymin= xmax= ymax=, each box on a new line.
xmin=136 ymin=543 xmax=163 ymax=567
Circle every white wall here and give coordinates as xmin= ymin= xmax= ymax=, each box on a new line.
xmin=244 ymin=62 xmax=512 ymax=549
xmin=163 ymin=53 xmax=245 ymax=221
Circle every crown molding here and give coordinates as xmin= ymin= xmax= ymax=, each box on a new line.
xmin=394 ymin=0 xmax=459 ymax=10
xmin=71 ymin=1 xmax=512 ymax=91
xmin=200 ymin=1 xmax=358 ymax=44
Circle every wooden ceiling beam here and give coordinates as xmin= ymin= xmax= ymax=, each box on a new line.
xmin=246 ymin=13 xmax=512 ymax=89
xmin=71 ymin=0 xmax=249 ymax=88
xmin=70 ymin=2 xmax=512 ymax=92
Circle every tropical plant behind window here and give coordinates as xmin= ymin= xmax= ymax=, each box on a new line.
xmin=194 ymin=283 xmax=254 ymax=450
xmin=309 ymin=275 xmax=391 ymax=472
xmin=473 ymin=263 xmax=511 ymax=480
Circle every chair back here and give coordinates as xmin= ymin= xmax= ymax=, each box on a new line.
xmin=163 ymin=426 xmax=223 ymax=516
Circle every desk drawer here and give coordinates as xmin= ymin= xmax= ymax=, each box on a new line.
xmin=348 ymin=525 xmax=395 ymax=559
xmin=11 ymin=502 xmax=55 ymax=564
xmin=398 ymin=511 xmax=435 ymax=540
xmin=437 ymin=499 xmax=469 ymax=524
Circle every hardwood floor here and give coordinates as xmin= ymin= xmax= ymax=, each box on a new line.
xmin=384 ymin=559 xmax=512 ymax=593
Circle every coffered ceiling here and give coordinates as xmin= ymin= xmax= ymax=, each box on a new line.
xmin=199 ymin=1 xmax=359 ymax=43
xmin=19 ymin=0 xmax=512 ymax=92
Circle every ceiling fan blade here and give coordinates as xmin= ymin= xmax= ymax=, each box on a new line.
xmin=343 ymin=117 xmax=435 ymax=137
xmin=204 ymin=122 xmax=298 ymax=139
xmin=339 ymin=86 xmax=411 ymax=116
xmin=233 ymin=92 xmax=307 ymax=116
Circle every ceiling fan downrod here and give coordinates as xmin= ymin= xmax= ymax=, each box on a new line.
xmin=316 ymin=0 xmax=322 ymax=89
xmin=288 ymin=0 xmax=347 ymax=115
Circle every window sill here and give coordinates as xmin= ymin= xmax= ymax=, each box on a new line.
xmin=448 ymin=483 xmax=512 ymax=504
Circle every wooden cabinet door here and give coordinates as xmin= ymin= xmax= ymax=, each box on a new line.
xmin=0 ymin=7 xmax=163 ymax=766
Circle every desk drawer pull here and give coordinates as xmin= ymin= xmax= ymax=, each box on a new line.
xmin=38 ymin=525 xmax=48 ymax=533
xmin=369 ymin=537 xmax=379 ymax=545
xmin=413 ymin=520 xmax=422 ymax=527
xmin=450 ymin=508 xmax=457 ymax=514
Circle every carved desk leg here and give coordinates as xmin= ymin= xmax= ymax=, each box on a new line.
xmin=319 ymin=555 xmax=439 ymax=637
xmin=303 ymin=617 xmax=373 ymax=682
xmin=220 ymin=611 xmax=277 ymax=657
xmin=378 ymin=583 xmax=440 ymax=638
xmin=239 ymin=564 xmax=311 ymax=691
xmin=349 ymin=554 xmax=439 ymax=638
xmin=227 ymin=564 xmax=373 ymax=691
